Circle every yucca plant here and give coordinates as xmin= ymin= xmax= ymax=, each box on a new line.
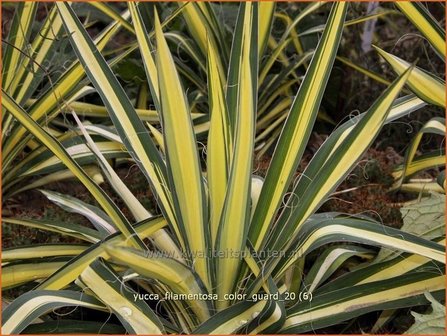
xmin=2 ymin=1 xmax=445 ymax=334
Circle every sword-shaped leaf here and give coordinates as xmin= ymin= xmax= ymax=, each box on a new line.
xmin=79 ymin=258 xmax=165 ymax=334
xmin=215 ymin=2 xmax=256 ymax=309
xmin=153 ymin=10 xmax=209 ymax=288
xmin=395 ymin=1 xmax=446 ymax=59
xmin=249 ymin=2 xmax=348 ymax=251
xmin=283 ymin=272 xmax=445 ymax=333
xmin=2 ymin=91 xmax=145 ymax=249
xmin=55 ymin=2 xmax=181 ymax=248
xmin=2 ymin=291 xmax=105 ymax=334
xmin=374 ymin=46 xmax=445 ymax=107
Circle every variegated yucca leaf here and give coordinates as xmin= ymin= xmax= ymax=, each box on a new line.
xmin=302 ymin=245 xmax=375 ymax=292
xmin=258 ymin=2 xmax=275 ymax=57
xmin=35 ymin=217 xmax=167 ymax=291
xmin=2 ymin=90 xmax=146 ymax=250
xmin=2 ymin=245 xmax=86 ymax=263
xmin=11 ymin=140 xmax=126 ymax=179
xmin=215 ymin=2 xmax=257 ymax=309
xmin=21 ymin=321 xmax=125 ymax=334
xmin=318 ymin=243 xmax=444 ymax=292
xmin=105 ymin=245 xmax=212 ymax=322
xmin=78 ymin=258 xmax=165 ymax=334
xmin=8 ymin=5 xmax=62 ymax=107
xmin=89 ymin=2 xmax=135 ymax=33
xmin=8 ymin=165 xmax=103 ymax=197
xmin=206 ymin=34 xmax=232 ymax=246
xmin=265 ymin=68 xmax=415 ymax=256
xmin=282 ymin=272 xmax=444 ymax=333
xmin=247 ymin=213 xmax=445 ymax=295
xmin=259 ymin=2 xmax=323 ymax=84
xmin=392 ymin=117 xmax=445 ymax=190
xmin=395 ymin=1 xmax=446 ymax=59
xmin=2 ymin=217 xmax=102 ymax=243
xmin=2 ymin=291 xmax=106 ymax=334
xmin=249 ymin=1 xmax=348 ymax=251
xmin=153 ymin=9 xmax=210 ymax=288
xmin=2 ymin=8 xmax=134 ymax=171
xmin=2 ymin=2 xmax=445 ymax=335
xmin=3 ymin=260 xmax=68 ymax=289
xmin=2 ymin=2 xmax=36 ymax=94
xmin=55 ymin=2 xmax=183 ymax=252
xmin=72 ymin=112 xmax=183 ymax=261
xmin=40 ymin=189 xmax=116 ymax=236
xmin=1 ymin=2 xmax=187 ymax=196
xmin=373 ymin=41 xmax=446 ymax=196
xmin=128 ymin=2 xmax=160 ymax=110
xmin=374 ymin=46 xmax=446 ymax=107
